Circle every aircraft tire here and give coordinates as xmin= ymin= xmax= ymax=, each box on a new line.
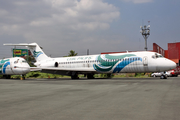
xmin=22 ymin=75 xmax=26 ymax=80
xmin=87 ymin=74 xmax=94 ymax=79
xmin=71 ymin=75 xmax=79 ymax=79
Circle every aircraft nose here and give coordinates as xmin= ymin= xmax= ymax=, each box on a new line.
xmin=162 ymin=59 xmax=176 ymax=70
xmin=156 ymin=59 xmax=176 ymax=72
xmin=22 ymin=67 xmax=30 ymax=74
xmin=168 ymin=60 xmax=176 ymax=70
xmin=16 ymin=63 xmax=30 ymax=74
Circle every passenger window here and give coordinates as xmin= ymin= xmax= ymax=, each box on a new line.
xmin=22 ymin=60 xmax=27 ymax=63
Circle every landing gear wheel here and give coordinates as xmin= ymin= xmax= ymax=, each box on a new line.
xmin=87 ymin=74 xmax=94 ymax=79
xmin=71 ymin=74 xmax=79 ymax=79
xmin=21 ymin=75 xmax=26 ymax=80
xmin=107 ymin=73 xmax=112 ymax=78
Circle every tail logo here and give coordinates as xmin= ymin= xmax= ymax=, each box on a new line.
xmin=33 ymin=50 xmax=43 ymax=58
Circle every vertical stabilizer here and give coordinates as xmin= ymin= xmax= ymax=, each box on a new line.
xmin=28 ymin=43 xmax=49 ymax=62
xmin=4 ymin=43 xmax=49 ymax=62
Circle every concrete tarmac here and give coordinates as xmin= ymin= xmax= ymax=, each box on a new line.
xmin=0 ymin=77 xmax=180 ymax=120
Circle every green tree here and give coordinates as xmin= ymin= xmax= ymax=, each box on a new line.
xmin=25 ymin=55 xmax=36 ymax=67
xmin=68 ymin=50 xmax=78 ymax=57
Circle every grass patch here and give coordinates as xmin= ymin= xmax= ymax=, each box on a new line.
xmin=10 ymin=72 xmax=151 ymax=79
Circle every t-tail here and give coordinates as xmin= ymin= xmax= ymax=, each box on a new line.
xmin=4 ymin=43 xmax=49 ymax=62
xmin=28 ymin=43 xmax=49 ymax=62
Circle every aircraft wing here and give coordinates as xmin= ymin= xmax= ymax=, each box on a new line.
xmin=30 ymin=67 xmax=95 ymax=75
xmin=30 ymin=67 xmax=42 ymax=72
xmin=31 ymin=67 xmax=94 ymax=72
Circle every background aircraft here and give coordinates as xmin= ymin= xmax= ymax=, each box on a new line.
xmin=0 ymin=57 xmax=30 ymax=79
xmin=4 ymin=43 xmax=176 ymax=79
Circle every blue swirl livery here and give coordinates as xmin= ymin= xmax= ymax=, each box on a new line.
xmin=2 ymin=61 xmax=10 ymax=74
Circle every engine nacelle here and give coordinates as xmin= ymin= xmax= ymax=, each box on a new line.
xmin=54 ymin=62 xmax=58 ymax=67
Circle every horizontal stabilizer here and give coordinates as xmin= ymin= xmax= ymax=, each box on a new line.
xmin=4 ymin=43 xmax=36 ymax=47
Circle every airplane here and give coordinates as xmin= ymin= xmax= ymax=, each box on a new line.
xmin=4 ymin=43 xmax=176 ymax=79
xmin=0 ymin=57 xmax=30 ymax=79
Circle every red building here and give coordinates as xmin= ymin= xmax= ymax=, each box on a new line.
xmin=153 ymin=42 xmax=180 ymax=76
xmin=153 ymin=42 xmax=180 ymax=65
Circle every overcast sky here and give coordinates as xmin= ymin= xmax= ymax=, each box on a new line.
xmin=0 ymin=0 xmax=180 ymax=58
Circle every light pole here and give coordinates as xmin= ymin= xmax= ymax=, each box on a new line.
xmin=140 ymin=24 xmax=150 ymax=51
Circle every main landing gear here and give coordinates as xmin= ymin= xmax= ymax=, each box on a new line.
xmin=87 ymin=74 xmax=94 ymax=79
xmin=21 ymin=75 xmax=26 ymax=80
xmin=3 ymin=75 xmax=11 ymax=79
xmin=71 ymin=73 xmax=95 ymax=79
xmin=71 ymin=74 xmax=79 ymax=79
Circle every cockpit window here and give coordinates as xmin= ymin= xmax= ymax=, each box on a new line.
xmin=14 ymin=59 xmax=19 ymax=64
xmin=22 ymin=60 xmax=27 ymax=63
xmin=158 ymin=55 xmax=163 ymax=58
xmin=152 ymin=53 xmax=164 ymax=59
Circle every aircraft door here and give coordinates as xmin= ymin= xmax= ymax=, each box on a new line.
xmin=87 ymin=60 xmax=90 ymax=67
xmin=10 ymin=61 xmax=14 ymax=74
xmin=143 ymin=56 xmax=148 ymax=66
xmin=10 ymin=60 xmax=17 ymax=74
xmin=87 ymin=57 xmax=91 ymax=68
xmin=85 ymin=60 xmax=88 ymax=68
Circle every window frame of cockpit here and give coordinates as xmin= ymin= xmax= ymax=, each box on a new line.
xmin=152 ymin=53 xmax=164 ymax=59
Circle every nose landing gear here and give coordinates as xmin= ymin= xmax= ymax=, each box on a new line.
xmin=20 ymin=75 xmax=26 ymax=80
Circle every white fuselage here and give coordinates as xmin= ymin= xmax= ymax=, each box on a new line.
xmin=34 ymin=51 xmax=176 ymax=74
xmin=4 ymin=43 xmax=176 ymax=77
xmin=0 ymin=57 xmax=30 ymax=75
